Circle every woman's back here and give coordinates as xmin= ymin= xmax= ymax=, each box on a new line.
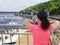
xmin=23 ymin=10 xmax=59 ymax=45
xmin=29 ymin=24 xmax=54 ymax=45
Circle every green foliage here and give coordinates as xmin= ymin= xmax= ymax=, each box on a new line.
xmin=24 ymin=0 xmax=60 ymax=16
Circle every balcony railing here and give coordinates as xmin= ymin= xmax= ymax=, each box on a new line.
xmin=0 ymin=24 xmax=33 ymax=45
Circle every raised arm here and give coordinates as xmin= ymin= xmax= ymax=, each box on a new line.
xmin=23 ymin=19 xmax=34 ymax=28
xmin=50 ymin=20 xmax=59 ymax=29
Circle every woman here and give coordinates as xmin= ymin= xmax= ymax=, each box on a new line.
xmin=23 ymin=10 xmax=59 ymax=45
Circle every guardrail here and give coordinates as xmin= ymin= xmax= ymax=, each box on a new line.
xmin=49 ymin=16 xmax=60 ymax=21
xmin=1 ymin=32 xmax=32 ymax=45
xmin=21 ymin=14 xmax=60 ymax=20
xmin=0 ymin=24 xmax=33 ymax=45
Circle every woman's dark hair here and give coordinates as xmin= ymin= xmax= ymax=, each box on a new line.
xmin=37 ymin=10 xmax=50 ymax=30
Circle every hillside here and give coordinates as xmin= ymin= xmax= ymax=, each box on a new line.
xmin=24 ymin=0 xmax=60 ymax=16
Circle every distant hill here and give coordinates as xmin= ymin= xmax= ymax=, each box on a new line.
xmin=24 ymin=0 xmax=60 ymax=16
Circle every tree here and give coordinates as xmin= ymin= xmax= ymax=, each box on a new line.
xmin=23 ymin=0 xmax=60 ymax=16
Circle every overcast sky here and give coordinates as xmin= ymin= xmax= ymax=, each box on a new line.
xmin=0 ymin=0 xmax=49 ymax=12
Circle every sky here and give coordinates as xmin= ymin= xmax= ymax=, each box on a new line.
xmin=0 ymin=0 xmax=49 ymax=12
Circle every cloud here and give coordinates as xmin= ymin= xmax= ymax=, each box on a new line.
xmin=0 ymin=0 xmax=49 ymax=12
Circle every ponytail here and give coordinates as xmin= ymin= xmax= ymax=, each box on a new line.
xmin=41 ymin=18 xmax=50 ymax=30
xmin=37 ymin=10 xmax=50 ymax=30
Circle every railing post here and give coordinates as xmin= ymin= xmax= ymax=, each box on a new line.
xmin=18 ymin=34 xmax=20 ymax=45
xmin=17 ymin=28 xmax=20 ymax=45
xmin=1 ymin=34 xmax=3 ymax=45
xmin=10 ymin=34 xmax=12 ymax=43
xmin=27 ymin=34 xmax=29 ymax=45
